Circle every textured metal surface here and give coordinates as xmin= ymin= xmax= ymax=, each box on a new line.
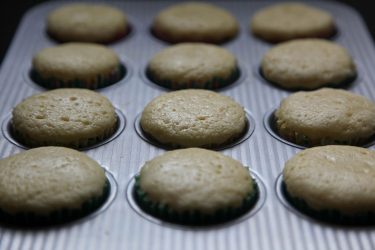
xmin=0 ymin=1 xmax=374 ymax=250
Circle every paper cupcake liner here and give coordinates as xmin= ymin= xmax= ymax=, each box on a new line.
xmin=259 ymin=67 xmax=357 ymax=90
xmin=275 ymin=120 xmax=372 ymax=147
xmin=133 ymin=176 xmax=259 ymax=225
xmin=282 ymin=182 xmax=375 ymax=225
xmin=146 ymin=67 xmax=240 ymax=90
xmin=30 ymin=64 xmax=126 ymax=90
xmin=12 ymin=118 xmax=117 ymax=149
xmin=255 ymin=25 xmax=338 ymax=44
xmin=151 ymin=27 xmax=236 ymax=44
xmin=46 ymin=23 xmax=130 ymax=43
xmin=0 ymin=179 xmax=110 ymax=226
xmin=140 ymin=121 xmax=248 ymax=150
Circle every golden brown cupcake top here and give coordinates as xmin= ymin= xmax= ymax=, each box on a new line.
xmin=275 ymin=88 xmax=375 ymax=145
xmin=284 ymin=145 xmax=375 ymax=215
xmin=152 ymin=2 xmax=238 ymax=43
xmin=47 ymin=3 xmax=128 ymax=43
xmin=140 ymin=148 xmax=254 ymax=214
xmin=0 ymin=147 xmax=106 ymax=215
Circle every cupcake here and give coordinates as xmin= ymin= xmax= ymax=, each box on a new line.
xmin=251 ymin=2 xmax=336 ymax=43
xmin=152 ymin=2 xmax=238 ymax=44
xmin=31 ymin=43 xmax=125 ymax=89
xmin=0 ymin=147 xmax=109 ymax=225
xmin=274 ymin=88 xmax=375 ymax=147
xmin=146 ymin=43 xmax=239 ymax=89
xmin=134 ymin=148 xmax=258 ymax=225
xmin=47 ymin=3 xmax=129 ymax=43
xmin=260 ymin=39 xmax=356 ymax=90
xmin=283 ymin=145 xmax=375 ymax=224
xmin=140 ymin=89 xmax=247 ymax=148
xmin=12 ymin=89 xmax=118 ymax=148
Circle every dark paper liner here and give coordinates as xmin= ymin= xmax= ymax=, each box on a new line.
xmin=30 ymin=64 xmax=126 ymax=90
xmin=252 ymin=26 xmax=339 ymax=44
xmin=2 ymin=109 xmax=126 ymax=151
xmin=134 ymin=110 xmax=255 ymax=150
xmin=255 ymin=65 xmax=357 ymax=91
xmin=263 ymin=108 xmax=375 ymax=149
xmin=146 ymin=66 xmax=240 ymax=90
xmin=150 ymin=26 xmax=238 ymax=45
xmin=0 ymin=179 xmax=111 ymax=227
xmin=132 ymin=176 xmax=259 ymax=226
xmin=276 ymin=174 xmax=375 ymax=226
xmin=47 ymin=22 xmax=134 ymax=44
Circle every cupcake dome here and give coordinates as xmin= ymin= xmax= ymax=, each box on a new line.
xmin=135 ymin=148 xmax=258 ymax=225
xmin=261 ymin=39 xmax=356 ymax=90
xmin=12 ymin=89 xmax=117 ymax=148
xmin=140 ymin=89 xmax=247 ymax=148
xmin=283 ymin=145 xmax=375 ymax=224
xmin=146 ymin=43 xmax=239 ymax=90
xmin=32 ymin=43 xmax=125 ymax=89
xmin=0 ymin=147 xmax=109 ymax=225
xmin=152 ymin=2 xmax=238 ymax=44
xmin=47 ymin=3 xmax=129 ymax=43
xmin=251 ymin=2 xmax=335 ymax=42
xmin=275 ymin=88 xmax=375 ymax=147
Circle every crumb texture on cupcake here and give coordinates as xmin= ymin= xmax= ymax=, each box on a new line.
xmin=261 ymin=39 xmax=356 ymax=89
xmin=152 ymin=2 xmax=238 ymax=43
xmin=0 ymin=147 xmax=106 ymax=217
xmin=283 ymin=146 xmax=375 ymax=216
xmin=140 ymin=89 xmax=247 ymax=148
xmin=47 ymin=3 xmax=128 ymax=43
xmin=251 ymin=2 xmax=335 ymax=42
xmin=147 ymin=43 xmax=238 ymax=89
xmin=32 ymin=43 xmax=123 ymax=89
xmin=275 ymin=88 xmax=375 ymax=146
xmin=139 ymin=148 xmax=256 ymax=215
xmin=12 ymin=89 xmax=117 ymax=148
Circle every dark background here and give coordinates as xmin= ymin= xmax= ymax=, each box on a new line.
xmin=0 ymin=1 xmax=374 ymax=66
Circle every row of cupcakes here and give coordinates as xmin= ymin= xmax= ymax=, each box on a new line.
xmin=6 ymin=87 xmax=375 ymax=152
xmin=2 ymin=145 xmax=375 ymax=226
xmin=45 ymin=2 xmax=337 ymax=44
xmin=29 ymin=39 xmax=356 ymax=91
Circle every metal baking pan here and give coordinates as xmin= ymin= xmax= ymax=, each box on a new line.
xmin=0 ymin=1 xmax=374 ymax=250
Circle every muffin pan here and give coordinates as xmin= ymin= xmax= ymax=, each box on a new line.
xmin=1 ymin=1 xmax=375 ymax=250
xmin=72 ymin=169 xmax=118 ymax=226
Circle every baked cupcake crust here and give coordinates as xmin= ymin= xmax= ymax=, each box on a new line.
xmin=251 ymin=2 xmax=335 ymax=42
xmin=140 ymin=89 xmax=247 ymax=148
xmin=261 ymin=39 xmax=356 ymax=89
xmin=147 ymin=43 xmax=238 ymax=89
xmin=47 ymin=3 xmax=128 ymax=43
xmin=152 ymin=2 xmax=238 ymax=43
xmin=139 ymin=148 xmax=255 ymax=214
xmin=0 ymin=147 xmax=106 ymax=216
xmin=32 ymin=43 xmax=122 ymax=89
xmin=12 ymin=89 xmax=117 ymax=148
xmin=275 ymin=88 xmax=375 ymax=146
xmin=283 ymin=145 xmax=375 ymax=216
